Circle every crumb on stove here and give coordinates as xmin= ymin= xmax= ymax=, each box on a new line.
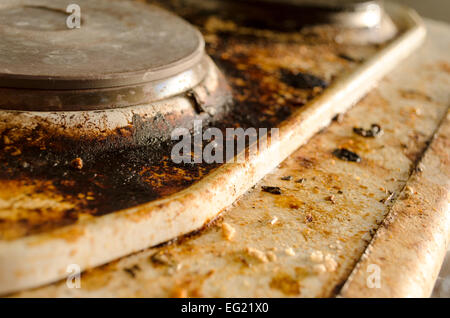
xmin=333 ymin=113 xmax=344 ymax=123
xmin=402 ymin=186 xmax=414 ymax=199
xmin=285 ymin=247 xmax=295 ymax=256
xmin=324 ymin=254 xmax=337 ymax=272
xmin=269 ymin=216 xmax=278 ymax=225
xmin=222 ymin=222 xmax=236 ymax=241
xmin=310 ymin=250 xmax=324 ymax=263
xmin=71 ymin=157 xmax=83 ymax=170
xmin=267 ymin=251 xmax=277 ymax=262
xmin=313 ymin=264 xmax=327 ymax=274
xmin=245 ymin=247 xmax=268 ymax=263
xmin=21 ymin=161 xmax=30 ymax=169
xmin=380 ymin=191 xmax=395 ymax=204
xmin=326 ymin=195 xmax=336 ymax=204
xmin=305 ymin=213 xmax=313 ymax=223
xmin=281 ymin=176 xmax=292 ymax=181
xmin=167 ymin=263 xmax=183 ymax=275
xmin=416 ymin=163 xmax=424 ymax=172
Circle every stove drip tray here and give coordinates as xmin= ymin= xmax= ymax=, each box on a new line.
xmin=0 ymin=0 xmax=231 ymax=151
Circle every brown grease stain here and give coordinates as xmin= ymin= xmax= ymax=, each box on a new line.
xmin=275 ymin=195 xmax=304 ymax=210
xmin=269 ymin=272 xmax=301 ymax=296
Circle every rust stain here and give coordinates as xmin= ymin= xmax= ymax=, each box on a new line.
xmin=27 ymin=227 xmax=86 ymax=246
xmin=269 ymin=272 xmax=301 ymax=296
xmin=438 ymin=61 xmax=450 ymax=74
xmin=275 ymin=195 xmax=304 ymax=210
xmin=399 ymin=89 xmax=433 ymax=102
xmin=169 ymin=270 xmax=215 ymax=298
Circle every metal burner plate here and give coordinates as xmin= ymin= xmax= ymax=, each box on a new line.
xmin=0 ymin=0 xmax=205 ymax=91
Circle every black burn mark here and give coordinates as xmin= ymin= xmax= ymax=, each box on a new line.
xmin=280 ymin=69 xmax=328 ymax=90
xmin=0 ymin=125 xmax=218 ymax=231
xmin=332 ymin=148 xmax=361 ymax=163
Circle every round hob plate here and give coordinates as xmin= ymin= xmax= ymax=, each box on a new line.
xmin=0 ymin=0 xmax=205 ymax=90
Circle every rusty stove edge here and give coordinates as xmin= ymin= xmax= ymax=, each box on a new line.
xmin=0 ymin=3 xmax=427 ymax=295
xmin=338 ymin=109 xmax=450 ymax=298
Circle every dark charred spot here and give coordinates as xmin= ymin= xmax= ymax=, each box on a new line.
xmin=332 ymin=113 xmax=344 ymax=123
xmin=332 ymin=148 xmax=361 ymax=162
xmin=261 ymin=186 xmax=282 ymax=195
xmin=70 ymin=157 xmax=83 ymax=170
xmin=325 ymin=195 xmax=336 ymax=204
xmin=337 ymin=53 xmax=362 ymax=63
xmin=280 ymin=69 xmax=328 ymax=90
xmin=123 ymin=264 xmax=141 ymax=278
xmin=149 ymin=251 xmax=176 ymax=267
xmin=297 ymin=156 xmax=315 ymax=168
xmin=353 ymin=124 xmax=382 ymax=138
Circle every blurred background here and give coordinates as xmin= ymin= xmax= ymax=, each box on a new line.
xmin=389 ymin=0 xmax=450 ymax=23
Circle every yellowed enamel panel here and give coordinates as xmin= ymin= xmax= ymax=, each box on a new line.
xmin=13 ymin=19 xmax=449 ymax=298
